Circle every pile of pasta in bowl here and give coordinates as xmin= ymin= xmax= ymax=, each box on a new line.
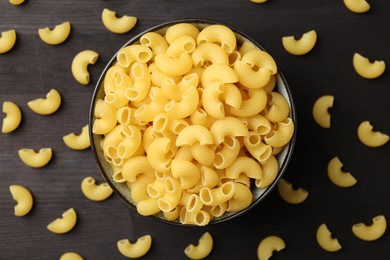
xmin=90 ymin=20 xmax=296 ymax=226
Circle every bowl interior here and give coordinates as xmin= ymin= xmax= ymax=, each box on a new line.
xmin=89 ymin=19 xmax=296 ymax=225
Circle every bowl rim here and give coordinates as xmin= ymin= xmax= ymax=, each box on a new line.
xmin=89 ymin=18 xmax=297 ymax=226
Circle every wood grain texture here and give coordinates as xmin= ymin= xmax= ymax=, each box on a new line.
xmin=1 ymin=0 xmax=390 ymax=259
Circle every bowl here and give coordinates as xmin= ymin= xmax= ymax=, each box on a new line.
xmin=89 ymin=19 xmax=297 ymax=225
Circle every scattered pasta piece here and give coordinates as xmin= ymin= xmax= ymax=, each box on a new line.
xmin=71 ymin=50 xmax=99 ymax=85
xmin=9 ymin=0 xmax=25 ymax=5
xmin=38 ymin=22 xmax=71 ymax=45
xmin=250 ymin=0 xmax=268 ymax=3
xmin=101 ymin=8 xmax=137 ymax=34
xmin=81 ymin=176 xmax=113 ymax=201
xmin=2 ymin=101 xmax=22 ymax=133
xmin=312 ymin=95 xmax=334 ymax=128
xmin=47 ymin=208 xmax=77 ymax=234
xmin=353 ymin=53 xmax=385 ymax=79
xmin=282 ymin=30 xmax=317 ymax=55
xmin=327 ymin=157 xmax=357 ymax=187
xmin=343 ymin=0 xmax=370 ymax=13
xmin=357 ymin=121 xmax=389 ymax=147
xmin=277 ymin=179 xmax=308 ymax=204
xmin=184 ymin=232 xmax=213 ymax=259
xmin=316 ymin=224 xmax=342 ymax=252
xmin=352 ymin=215 xmax=387 ymax=241
xmin=257 ymin=235 xmax=285 ymax=260
xmin=18 ymin=148 xmax=52 ymax=168
xmin=117 ymin=235 xmax=152 ymax=258
xmin=9 ymin=184 xmax=33 ymax=216
xmin=27 ymin=89 xmax=61 ymax=115
xmin=63 ymin=125 xmax=90 ymax=150
xmin=59 ymin=252 xmax=84 ymax=260
xmin=0 ymin=29 xmax=17 ymax=54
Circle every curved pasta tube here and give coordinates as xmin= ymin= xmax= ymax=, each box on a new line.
xmin=140 ymin=32 xmax=168 ymax=55
xmin=255 ymin=155 xmax=279 ymax=188
xmin=186 ymin=194 xmax=203 ymax=213
xmin=250 ymin=0 xmax=268 ymax=3
xmin=245 ymin=114 xmax=271 ymax=135
xmin=225 ymin=156 xmax=262 ymax=179
xmin=166 ymin=36 xmax=196 ymax=58
xmin=230 ymin=88 xmax=267 ymax=117
xmin=47 ymin=208 xmax=77 ymax=234
xmin=27 ymin=89 xmax=61 ymax=115
xmin=117 ymin=235 xmax=152 ymax=258
xmin=316 ymin=224 xmax=342 ymax=252
xmin=312 ymin=95 xmax=334 ymax=128
xmin=171 ymin=159 xmax=201 ymax=189
xmin=214 ymin=136 xmax=241 ymax=169
xmin=227 ymin=183 xmax=253 ymax=212
xmin=352 ymin=215 xmax=387 ymax=241
xmin=71 ymin=50 xmax=99 ymax=85
xmin=101 ymin=8 xmax=137 ymax=34
xmin=264 ymin=118 xmax=294 ymax=148
xmin=59 ymin=252 xmax=83 ymax=260
xmin=147 ymin=138 xmax=172 ymax=173
xmin=0 ymin=29 xmax=17 ymax=54
xmin=125 ymin=62 xmax=151 ymax=102
xmin=176 ymin=125 xmax=213 ymax=146
xmin=192 ymin=43 xmax=229 ymax=67
xmin=63 ymin=125 xmax=90 ymax=150
xmin=130 ymin=175 xmax=154 ymax=203
xmin=93 ymin=100 xmax=117 ymax=134
xmin=134 ymin=87 xmax=168 ymax=123
xmin=165 ymin=23 xmax=200 ymax=44
xmin=2 ymin=101 xmax=22 ymax=133
xmin=244 ymin=132 xmax=272 ymax=163
xmin=81 ymin=176 xmax=113 ymax=201
xmin=38 ymin=22 xmax=71 ymax=45
xmin=137 ymin=198 xmax=160 ymax=216
xmin=191 ymin=143 xmax=215 ymax=166
xmin=161 ymin=73 xmax=198 ymax=101
xmin=122 ymin=156 xmax=155 ymax=183
xmin=197 ymin=24 xmax=236 ymax=54
xmin=266 ymin=92 xmax=290 ymax=123
xmin=277 ymin=179 xmax=308 ymax=204
xmin=190 ymin=108 xmax=217 ymax=130
xmin=155 ymin=52 xmax=193 ymax=76
xmin=343 ymin=0 xmax=370 ymax=13
xmin=202 ymin=83 xmax=242 ymax=118
xmin=282 ymin=30 xmax=317 ymax=55
xmin=353 ymin=53 xmax=386 ymax=79
xmin=210 ymin=117 xmax=249 ymax=144
xmin=327 ymin=157 xmax=357 ymax=188
xmin=180 ymin=208 xmax=210 ymax=226
xmin=184 ymin=232 xmax=213 ymax=260
xmin=257 ymin=236 xmax=286 ymax=260
xmin=117 ymin=45 xmax=152 ymax=68
xmin=164 ymin=86 xmax=198 ymax=119
xmin=201 ymin=64 xmax=238 ymax=88
xmin=163 ymin=206 xmax=181 ymax=221
xmin=117 ymin=125 xmax=142 ymax=159
xmin=157 ymin=177 xmax=182 ymax=212
xmin=9 ymin=0 xmax=25 ymax=5
xmin=199 ymin=182 xmax=235 ymax=206
xmin=9 ymin=184 xmax=33 ymax=216
xmin=357 ymin=121 xmax=389 ymax=147
xmin=18 ymin=148 xmax=52 ymax=168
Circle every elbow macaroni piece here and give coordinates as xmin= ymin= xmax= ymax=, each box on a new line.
xmin=353 ymin=53 xmax=386 ymax=79
xmin=343 ymin=0 xmax=370 ymax=13
xmin=59 ymin=252 xmax=84 ymax=260
xmin=117 ymin=235 xmax=152 ymax=258
xmin=210 ymin=117 xmax=249 ymax=144
xmin=312 ymin=95 xmax=334 ymax=128
xmin=101 ymin=8 xmax=137 ymax=34
xmin=27 ymin=89 xmax=61 ymax=115
xmin=197 ymin=24 xmax=236 ymax=54
xmin=9 ymin=0 xmax=25 ymax=5
xmin=9 ymin=184 xmax=33 ymax=216
xmin=71 ymin=50 xmax=99 ymax=85
xmin=257 ymin=235 xmax=286 ymax=260
xmin=184 ymin=232 xmax=213 ymax=259
xmin=18 ymin=148 xmax=52 ymax=168
xmin=352 ymin=215 xmax=387 ymax=241
xmin=277 ymin=179 xmax=308 ymax=204
xmin=81 ymin=176 xmax=113 ymax=201
xmin=264 ymin=118 xmax=294 ymax=148
xmin=0 ymin=29 xmax=17 ymax=54
xmin=357 ymin=121 xmax=389 ymax=147
xmin=316 ymin=224 xmax=342 ymax=252
xmin=250 ymin=0 xmax=268 ymax=2
xmin=38 ymin=22 xmax=71 ymax=45
xmin=2 ymin=101 xmax=22 ymax=133
xmin=327 ymin=156 xmax=357 ymax=187
xmin=63 ymin=125 xmax=91 ymax=150
xmin=47 ymin=208 xmax=77 ymax=234
xmin=282 ymin=30 xmax=317 ymax=55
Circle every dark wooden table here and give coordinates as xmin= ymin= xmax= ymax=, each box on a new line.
xmin=1 ymin=0 xmax=390 ymax=259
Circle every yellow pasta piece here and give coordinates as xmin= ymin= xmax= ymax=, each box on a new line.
xmin=9 ymin=184 xmax=33 ymax=216
xmin=117 ymin=235 xmax=152 ymax=258
xmin=9 ymin=0 xmax=25 ymax=5
xmin=353 ymin=53 xmax=385 ymax=79
xmin=197 ymin=24 xmax=236 ymax=54
xmin=184 ymin=232 xmax=213 ymax=259
xmin=18 ymin=148 xmax=52 ymax=168
xmin=255 ymin=155 xmax=279 ymax=188
xmin=277 ymin=179 xmax=308 ymax=204
xmin=38 ymin=22 xmax=71 ymax=45
xmin=210 ymin=117 xmax=249 ymax=144
xmin=59 ymin=252 xmax=84 ymax=260
xmin=251 ymin=0 xmax=268 ymax=2
xmin=63 ymin=125 xmax=90 ymax=150
xmin=227 ymin=183 xmax=253 ymax=212
xmin=352 ymin=215 xmax=387 ymax=241
xmin=327 ymin=157 xmax=357 ymax=187
xmin=2 ymin=101 xmax=22 ymax=133
xmin=316 ymin=224 xmax=342 ymax=252
xmin=264 ymin=118 xmax=294 ymax=148
xmin=0 ymin=29 xmax=17 ymax=54
xmin=47 ymin=208 xmax=77 ymax=234
xmin=282 ymin=30 xmax=317 ymax=55
xmin=343 ymin=0 xmax=370 ymax=13
xmin=81 ymin=176 xmax=113 ymax=201
xmin=312 ymin=95 xmax=334 ymax=128
xmin=101 ymin=8 xmax=137 ymax=34
xmin=71 ymin=50 xmax=99 ymax=85
xmin=27 ymin=89 xmax=61 ymax=115
xmin=357 ymin=121 xmax=389 ymax=147
xmin=257 ymin=235 xmax=285 ymax=260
